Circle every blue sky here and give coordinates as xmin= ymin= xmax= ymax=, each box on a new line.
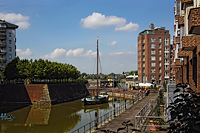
xmin=0 ymin=0 xmax=175 ymax=74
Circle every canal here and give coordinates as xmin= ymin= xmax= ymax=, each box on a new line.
xmin=0 ymin=98 xmax=127 ymax=133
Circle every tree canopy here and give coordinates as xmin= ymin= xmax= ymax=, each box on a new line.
xmin=1 ymin=57 xmax=81 ymax=81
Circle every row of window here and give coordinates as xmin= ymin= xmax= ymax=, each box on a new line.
xmin=142 ymin=44 xmax=170 ymax=50
xmin=142 ymin=68 xmax=172 ymax=73
xmin=142 ymin=37 xmax=169 ymax=43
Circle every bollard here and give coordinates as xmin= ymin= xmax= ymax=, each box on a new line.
xmin=125 ymin=99 xmax=126 ymax=110
xmin=113 ymin=103 xmax=116 ymax=117
xmin=95 ymin=111 xmax=98 ymax=130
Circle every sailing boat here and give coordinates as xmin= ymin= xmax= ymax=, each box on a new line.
xmin=82 ymin=37 xmax=109 ymax=106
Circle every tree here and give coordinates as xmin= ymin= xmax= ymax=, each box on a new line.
xmin=129 ymin=70 xmax=138 ymax=75
xmin=2 ymin=56 xmax=20 ymax=80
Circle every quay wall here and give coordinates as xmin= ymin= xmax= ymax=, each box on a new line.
xmin=0 ymin=83 xmax=89 ymax=107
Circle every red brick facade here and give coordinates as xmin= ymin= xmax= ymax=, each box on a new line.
xmin=188 ymin=7 xmax=200 ymax=34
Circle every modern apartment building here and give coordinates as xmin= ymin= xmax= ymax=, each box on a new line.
xmin=0 ymin=20 xmax=18 ymax=77
xmin=138 ymin=23 xmax=172 ymax=85
xmin=173 ymin=0 xmax=200 ymax=92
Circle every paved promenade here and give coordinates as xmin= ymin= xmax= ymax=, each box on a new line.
xmin=94 ymin=92 xmax=158 ymax=133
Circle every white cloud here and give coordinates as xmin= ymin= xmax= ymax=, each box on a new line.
xmin=84 ymin=50 xmax=96 ymax=57
xmin=43 ymin=48 xmax=66 ymax=59
xmin=66 ymin=48 xmax=84 ymax=57
xmin=80 ymin=12 xmax=126 ymax=29
xmin=16 ymin=48 xmax=32 ymax=57
xmin=115 ymin=22 xmax=139 ymax=32
xmin=109 ymin=41 xmax=117 ymax=46
xmin=109 ymin=51 xmax=135 ymax=56
xmin=0 ymin=12 xmax=30 ymax=29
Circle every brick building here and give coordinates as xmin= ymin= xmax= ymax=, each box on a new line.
xmin=173 ymin=0 xmax=200 ymax=92
xmin=138 ymin=23 xmax=173 ymax=85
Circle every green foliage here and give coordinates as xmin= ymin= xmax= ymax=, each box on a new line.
xmin=167 ymin=83 xmax=200 ymax=133
xmin=2 ymin=57 xmax=82 ymax=83
xmin=129 ymin=70 xmax=138 ymax=75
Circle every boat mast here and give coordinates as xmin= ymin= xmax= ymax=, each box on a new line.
xmin=97 ymin=36 xmax=99 ymax=98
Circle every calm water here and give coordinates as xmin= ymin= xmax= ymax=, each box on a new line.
xmin=0 ymin=98 xmax=125 ymax=133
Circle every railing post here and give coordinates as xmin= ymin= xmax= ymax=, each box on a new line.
xmin=95 ymin=111 xmax=98 ymax=130
xmin=125 ymin=99 xmax=126 ymax=110
xmin=113 ymin=103 xmax=116 ymax=117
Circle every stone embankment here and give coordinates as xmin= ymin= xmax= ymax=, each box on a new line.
xmin=0 ymin=83 xmax=89 ymax=107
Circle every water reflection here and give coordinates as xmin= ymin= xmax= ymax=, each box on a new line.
xmin=0 ymin=98 xmax=123 ymax=133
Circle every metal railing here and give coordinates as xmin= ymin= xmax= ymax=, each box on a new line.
xmin=135 ymin=99 xmax=169 ymax=131
xmin=70 ymin=91 xmax=148 ymax=133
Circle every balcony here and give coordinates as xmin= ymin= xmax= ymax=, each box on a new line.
xmin=0 ymin=58 xmax=6 ymax=63
xmin=188 ymin=7 xmax=200 ymax=34
xmin=0 ymin=35 xmax=6 ymax=40
xmin=0 ymin=50 xmax=6 ymax=55
xmin=0 ymin=28 xmax=6 ymax=32
xmin=178 ymin=16 xmax=184 ymax=27
xmin=165 ymin=62 xmax=169 ymax=65
xmin=182 ymin=36 xmax=197 ymax=51
xmin=0 ymin=43 xmax=6 ymax=48
xmin=175 ymin=15 xmax=179 ymax=21
xmin=165 ymin=75 xmax=169 ymax=79
xmin=178 ymin=49 xmax=190 ymax=58
xmin=174 ymin=25 xmax=176 ymax=32
xmin=164 ymin=50 xmax=169 ymax=53
xmin=181 ymin=0 xmax=193 ymax=9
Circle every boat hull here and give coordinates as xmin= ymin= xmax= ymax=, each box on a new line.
xmin=82 ymin=97 xmax=108 ymax=106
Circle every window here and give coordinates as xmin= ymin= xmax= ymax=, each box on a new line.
xmin=159 ymin=56 xmax=161 ymax=61
xmin=151 ymin=68 xmax=155 ymax=73
xmin=143 ymin=63 xmax=145 ymax=67
xmin=151 ymin=75 xmax=155 ymax=79
xmin=165 ymin=47 xmax=169 ymax=51
xmin=159 ymin=37 xmax=161 ymax=42
xmin=143 ymin=69 xmax=145 ymax=73
xmin=151 ymin=50 xmax=155 ymax=54
xmin=143 ymin=56 xmax=145 ymax=61
xmin=159 ymin=68 xmax=161 ymax=73
xmin=9 ymin=32 xmax=11 ymax=37
xmin=165 ymin=53 xmax=169 ymax=58
xmin=170 ymin=68 xmax=172 ymax=73
xmin=159 ymin=75 xmax=161 ymax=80
xmin=165 ymin=59 xmax=169 ymax=63
xmin=159 ymin=50 xmax=161 ymax=54
xmin=165 ymin=37 xmax=169 ymax=45
xmin=159 ymin=44 xmax=161 ymax=49
xmin=165 ymin=72 xmax=169 ymax=77
xmin=151 ymin=37 xmax=155 ymax=42
xmin=177 ymin=30 xmax=180 ymax=36
xmin=165 ymin=65 xmax=169 ymax=70
xmin=9 ymin=40 xmax=11 ymax=44
xmin=151 ymin=56 xmax=155 ymax=61
xmin=151 ymin=44 xmax=155 ymax=48
xmin=151 ymin=62 xmax=156 ymax=67
xmin=159 ymin=62 xmax=161 ymax=67
xmin=142 ymin=38 xmax=145 ymax=43
xmin=9 ymin=47 xmax=11 ymax=52
xmin=9 ymin=54 xmax=12 ymax=59
xmin=143 ymin=45 xmax=145 ymax=49
xmin=143 ymin=51 xmax=145 ymax=55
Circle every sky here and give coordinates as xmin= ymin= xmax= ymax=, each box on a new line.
xmin=0 ymin=0 xmax=175 ymax=74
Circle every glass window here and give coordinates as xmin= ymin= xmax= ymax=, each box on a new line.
xmin=151 ymin=68 xmax=155 ymax=73
xmin=165 ymin=38 xmax=169 ymax=45
xmin=143 ymin=51 xmax=145 ymax=55
xmin=151 ymin=56 xmax=155 ymax=61
xmin=159 ymin=62 xmax=161 ymax=67
xmin=143 ymin=45 xmax=145 ymax=49
xmin=9 ymin=54 xmax=11 ymax=59
xmin=159 ymin=56 xmax=161 ymax=61
xmin=143 ymin=63 xmax=145 ymax=67
xmin=151 ymin=37 xmax=155 ymax=42
xmin=143 ymin=69 xmax=145 ymax=73
xmin=9 ymin=47 xmax=11 ymax=52
xmin=151 ymin=75 xmax=155 ymax=79
xmin=165 ymin=47 xmax=169 ymax=51
xmin=9 ymin=32 xmax=11 ymax=37
xmin=151 ymin=44 xmax=155 ymax=48
xmin=159 ymin=50 xmax=161 ymax=54
xmin=142 ymin=38 xmax=145 ymax=43
xmin=159 ymin=44 xmax=161 ymax=49
xmin=151 ymin=50 xmax=155 ymax=54
xmin=9 ymin=40 xmax=11 ymax=44
xmin=159 ymin=68 xmax=161 ymax=73
xmin=151 ymin=62 xmax=155 ymax=67
xmin=159 ymin=37 xmax=161 ymax=42
xmin=143 ymin=57 xmax=145 ymax=61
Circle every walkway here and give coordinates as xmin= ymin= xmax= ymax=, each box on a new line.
xmin=94 ymin=91 xmax=158 ymax=133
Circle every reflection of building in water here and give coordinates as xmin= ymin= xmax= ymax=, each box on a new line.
xmin=25 ymin=105 xmax=51 ymax=125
